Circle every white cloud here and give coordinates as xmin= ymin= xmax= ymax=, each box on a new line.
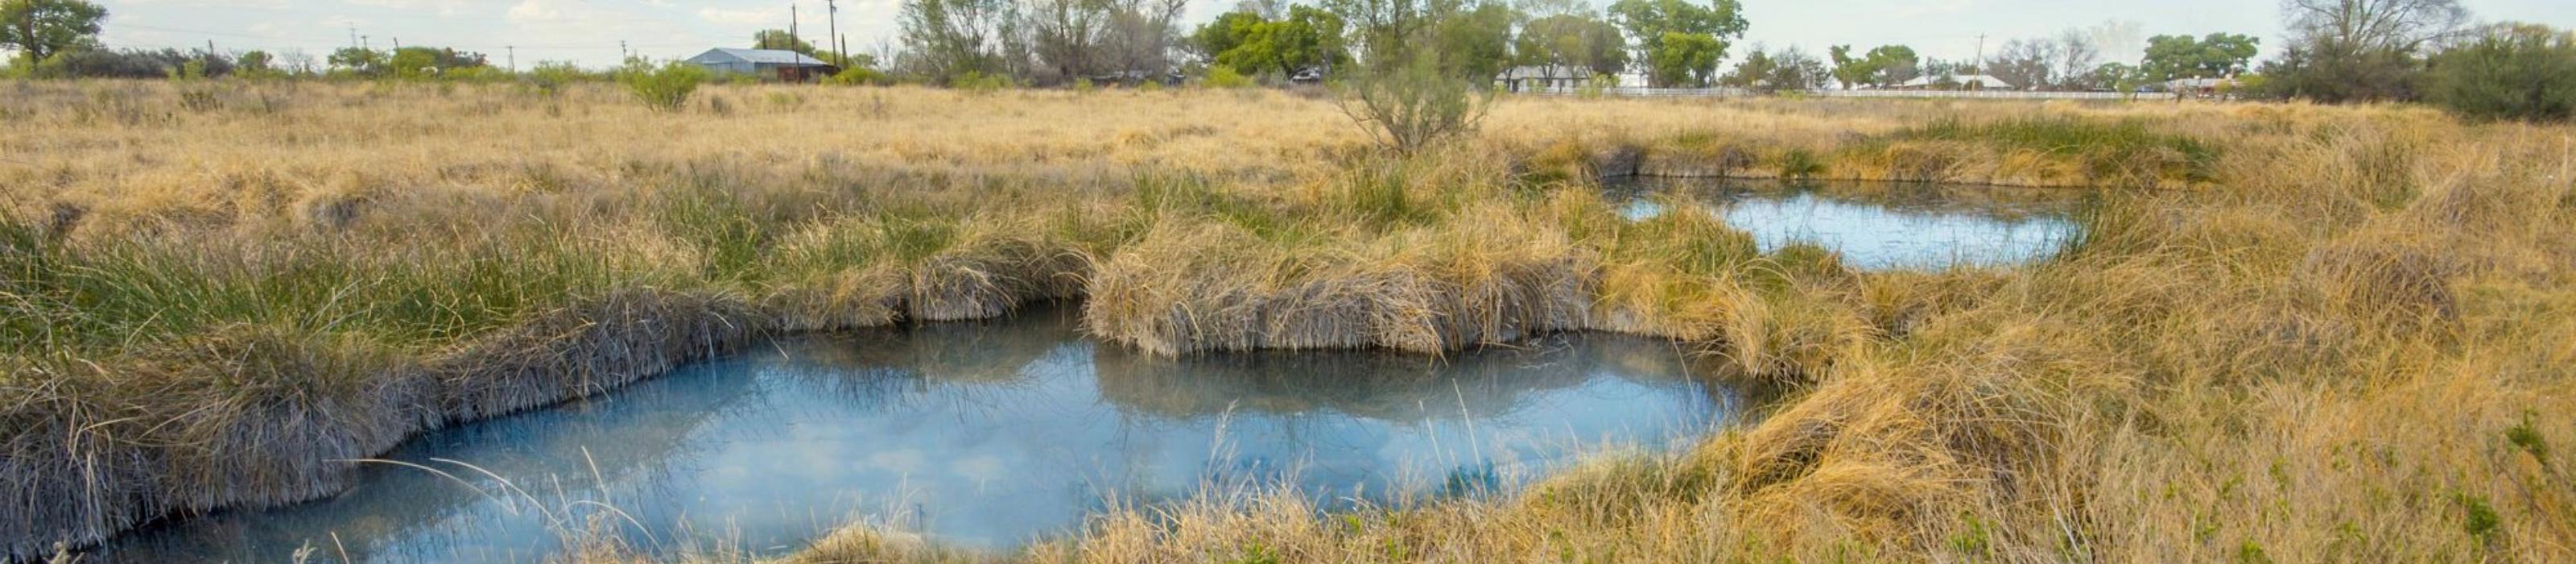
xmin=505 ymin=0 xmax=568 ymax=23
xmin=697 ymin=6 xmax=783 ymax=27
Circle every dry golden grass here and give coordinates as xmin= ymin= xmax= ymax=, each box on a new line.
xmin=3 ymin=80 xmax=2571 ymax=563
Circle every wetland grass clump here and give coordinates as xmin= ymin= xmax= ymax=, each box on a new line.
xmin=1870 ymin=115 xmax=2220 ymax=189
xmin=7 ymin=83 xmax=2576 ymax=562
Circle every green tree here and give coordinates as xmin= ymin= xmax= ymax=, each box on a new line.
xmin=2423 ymin=23 xmax=2576 ymax=122
xmin=2 ymin=0 xmax=103 ymax=63
xmin=1432 ymin=2 xmax=1517 ymax=81
xmin=1719 ymin=46 xmax=1769 ymax=88
xmin=383 ymin=46 xmax=487 ymax=80
xmin=2140 ymin=33 xmax=2258 ymax=81
xmin=1827 ymin=44 xmax=1913 ymax=88
xmin=753 ymin=29 xmax=819 ymax=54
xmin=2087 ymin=61 xmax=2144 ymax=92
xmin=326 ymin=47 xmax=387 ymax=77
xmin=1192 ymin=10 xmax=1264 ymax=63
xmin=898 ymin=0 xmax=1013 ymax=84
xmin=1765 ymin=46 xmax=1827 ymax=91
xmin=1516 ymin=13 xmax=1627 ymax=78
xmin=236 ymin=51 xmax=271 ymax=73
xmin=1645 ymin=31 xmax=1724 ymax=87
xmin=1318 ymin=0 xmax=1441 ymax=68
xmin=1 ymin=0 xmax=105 ymax=61
xmin=1607 ymin=0 xmax=1746 ymax=87
xmin=1210 ymin=6 xmax=1348 ymax=77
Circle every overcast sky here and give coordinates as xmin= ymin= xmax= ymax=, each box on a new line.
xmin=86 ymin=0 xmax=2575 ymax=69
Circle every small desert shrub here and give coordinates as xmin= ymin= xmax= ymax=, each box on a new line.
xmin=952 ymin=71 xmax=1013 ymax=93
xmin=615 ymin=60 xmax=708 ymax=112
xmin=1335 ymin=52 xmax=1492 ymax=156
xmin=1203 ymin=66 xmax=1254 ymax=89
xmin=525 ymin=61 xmax=593 ymax=95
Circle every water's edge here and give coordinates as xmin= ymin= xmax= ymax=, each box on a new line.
xmin=10 ymin=175 xmax=2075 ymax=561
xmin=19 ymin=297 xmax=1741 ymax=562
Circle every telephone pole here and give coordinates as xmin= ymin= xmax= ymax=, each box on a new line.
xmin=507 ymin=46 xmax=516 ymax=72
xmin=620 ymin=39 xmax=629 ymax=61
xmin=827 ymin=0 xmax=844 ymax=64
xmin=1974 ymin=34 xmax=1988 ymax=68
xmin=791 ymin=3 xmax=801 ymax=50
xmin=349 ymin=27 xmax=357 ymax=48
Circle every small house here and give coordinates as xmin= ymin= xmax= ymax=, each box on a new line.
xmin=1495 ymin=65 xmax=1594 ymax=93
xmin=684 ymin=48 xmax=840 ymax=82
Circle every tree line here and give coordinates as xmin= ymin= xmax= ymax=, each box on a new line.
xmin=3 ymin=0 xmax=2570 ymax=121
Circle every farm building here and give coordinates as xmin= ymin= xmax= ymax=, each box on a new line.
xmin=683 ymin=48 xmax=840 ymax=82
xmin=1495 ymin=65 xmax=1595 ymax=93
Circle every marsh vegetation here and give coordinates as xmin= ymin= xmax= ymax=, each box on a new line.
xmin=2 ymin=81 xmax=2573 ymax=562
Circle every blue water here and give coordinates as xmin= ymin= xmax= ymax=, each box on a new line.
xmin=99 ymin=306 xmax=1746 ymax=562
xmin=1612 ymin=179 xmax=2087 ymax=268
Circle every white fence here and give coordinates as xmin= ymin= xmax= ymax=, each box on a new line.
xmin=1810 ymin=89 xmax=2136 ymax=101
xmin=1521 ymin=86 xmax=2150 ymax=101
xmin=1521 ymin=85 xmax=1756 ymax=97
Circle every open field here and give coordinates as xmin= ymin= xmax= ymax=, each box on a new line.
xmin=4 ymin=81 xmax=2574 ymax=562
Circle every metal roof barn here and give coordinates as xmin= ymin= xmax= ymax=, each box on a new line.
xmin=683 ymin=48 xmax=840 ymax=82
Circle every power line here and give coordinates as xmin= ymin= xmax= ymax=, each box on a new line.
xmin=103 ymin=20 xmax=711 ymax=52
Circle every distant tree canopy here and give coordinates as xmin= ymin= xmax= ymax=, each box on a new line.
xmin=40 ymin=48 xmax=228 ymax=78
xmin=1196 ymin=5 xmax=1348 ymax=78
xmin=898 ymin=0 xmax=1186 ymax=85
xmin=2259 ymin=0 xmax=2466 ymax=103
xmin=753 ymin=29 xmax=819 ymax=54
xmin=325 ymin=46 xmax=488 ymax=79
xmin=1983 ymin=38 xmax=2055 ymax=90
xmin=2421 ymin=23 xmax=2576 ymax=122
xmin=1723 ymin=44 xmax=1824 ymax=91
xmin=1 ymin=0 xmax=105 ymax=61
xmin=1608 ymin=0 xmax=1745 ymax=87
xmin=1828 ymin=44 xmax=1916 ymax=89
xmin=2140 ymin=33 xmax=2259 ymax=81
xmin=1514 ymin=12 xmax=1627 ymax=78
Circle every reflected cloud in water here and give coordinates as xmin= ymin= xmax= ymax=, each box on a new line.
xmin=1610 ymin=178 xmax=2088 ymax=268
xmin=101 ymin=307 xmax=1748 ymax=562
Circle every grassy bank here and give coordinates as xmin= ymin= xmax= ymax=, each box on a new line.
xmin=3 ymin=81 xmax=2570 ymax=562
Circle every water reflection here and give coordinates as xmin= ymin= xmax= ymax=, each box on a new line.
xmin=1610 ymin=178 xmax=2087 ymax=268
xmin=101 ymin=306 xmax=1744 ymax=562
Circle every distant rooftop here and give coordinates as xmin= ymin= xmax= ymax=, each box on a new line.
xmin=691 ymin=48 xmax=833 ymax=67
xmin=1897 ymin=74 xmax=2017 ymax=89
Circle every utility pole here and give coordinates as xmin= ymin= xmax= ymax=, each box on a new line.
xmin=361 ymin=35 xmax=369 ymax=50
xmin=349 ymin=27 xmax=357 ymax=49
xmin=507 ymin=46 xmax=516 ymax=72
xmin=620 ymin=39 xmax=629 ymax=61
xmin=791 ymin=3 xmax=800 ymax=50
xmin=828 ymin=0 xmax=843 ymax=64
xmin=391 ymin=37 xmax=401 ymax=51
xmin=1974 ymin=34 xmax=1988 ymax=70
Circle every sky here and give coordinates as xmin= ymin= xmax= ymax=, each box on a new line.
xmin=79 ymin=0 xmax=2576 ymax=70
